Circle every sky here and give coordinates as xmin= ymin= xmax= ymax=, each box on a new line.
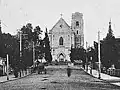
xmin=1 ymin=0 xmax=120 ymax=46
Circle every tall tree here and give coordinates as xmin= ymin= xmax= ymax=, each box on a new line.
xmin=0 ymin=32 xmax=21 ymax=70
xmin=93 ymin=41 xmax=98 ymax=62
xmin=35 ymin=40 xmax=44 ymax=60
xmin=19 ymin=23 xmax=33 ymax=67
xmin=33 ymin=25 xmax=43 ymax=60
xmin=33 ymin=26 xmax=42 ymax=42
xmin=44 ymin=28 xmax=52 ymax=63
xmin=70 ymin=47 xmax=74 ymax=63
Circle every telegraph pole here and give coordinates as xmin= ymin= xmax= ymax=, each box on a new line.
xmin=33 ymin=41 xmax=35 ymax=68
xmin=86 ymin=42 xmax=88 ymax=71
xmin=98 ymin=31 xmax=101 ymax=79
xmin=20 ymin=30 xmax=22 ymax=59
xmin=19 ymin=30 xmax=22 ymax=77
xmin=6 ymin=54 xmax=9 ymax=80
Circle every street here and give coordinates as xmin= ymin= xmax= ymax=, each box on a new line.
xmin=0 ymin=65 xmax=120 ymax=90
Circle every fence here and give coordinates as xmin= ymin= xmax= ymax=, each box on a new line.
xmin=18 ymin=68 xmax=33 ymax=77
xmin=13 ymin=67 xmax=33 ymax=78
xmin=106 ymin=69 xmax=120 ymax=77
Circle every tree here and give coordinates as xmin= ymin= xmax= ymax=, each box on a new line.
xmin=33 ymin=26 xmax=42 ymax=43
xmin=21 ymin=23 xmax=33 ymax=41
xmin=33 ymin=26 xmax=43 ymax=60
xmin=15 ymin=23 xmax=44 ymax=68
xmin=44 ymin=28 xmax=52 ymax=63
xmin=70 ymin=47 xmax=86 ymax=63
xmin=87 ymin=47 xmax=94 ymax=61
xmin=11 ymin=38 xmax=20 ymax=70
xmin=70 ymin=47 xmax=74 ymax=63
xmin=18 ymin=23 xmax=33 ymax=68
xmin=93 ymin=41 xmax=98 ymax=62
xmin=35 ymin=40 xmax=44 ymax=60
xmin=0 ymin=32 xmax=21 ymax=70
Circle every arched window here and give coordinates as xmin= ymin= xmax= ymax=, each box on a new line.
xmin=53 ymin=35 xmax=54 ymax=40
xmin=77 ymin=30 xmax=78 ymax=34
xmin=76 ymin=21 xmax=79 ymax=26
xmin=59 ymin=37 xmax=63 ymax=45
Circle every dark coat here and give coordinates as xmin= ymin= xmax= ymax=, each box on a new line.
xmin=67 ymin=67 xmax=71 ymax=77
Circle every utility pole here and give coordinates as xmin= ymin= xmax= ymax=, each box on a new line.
xmin=33 ymin=41 xmax=35 ymax=68
xmin=19 ymin=30 xmax=22 ymax=77
xmin=86 ymin=42 xmax=88 ymax=71
xmin=20 ymin=30 xmax=22 ymax=60
xmin=98 ymin=31 xmax=101 ymax=79
xmin=6 ymin=54 xmax=9 ymax=80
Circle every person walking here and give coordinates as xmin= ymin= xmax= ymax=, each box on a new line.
xmin=67 ymin=66 xmax=71 ymax=77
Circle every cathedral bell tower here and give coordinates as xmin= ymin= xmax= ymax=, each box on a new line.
xmin=71 ymin=12 xmax=84 ymax=48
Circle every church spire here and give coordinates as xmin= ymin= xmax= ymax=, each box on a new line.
xmin=109 ymin=18 xmax=111 ymax=30
xmin=108 ymin=18 xmax=113 ymax=34
xmin=106 ymin=19 xmax=115 ymax=39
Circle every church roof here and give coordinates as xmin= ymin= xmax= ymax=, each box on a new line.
xmin=50 ymin=17 xmax=70 ymax=31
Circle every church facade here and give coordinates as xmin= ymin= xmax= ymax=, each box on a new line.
xmin=49 ymin=12 xmax=84 ymax=62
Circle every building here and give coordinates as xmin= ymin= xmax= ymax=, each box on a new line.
xmin=49 ymin=12 xmax=84 ymax=62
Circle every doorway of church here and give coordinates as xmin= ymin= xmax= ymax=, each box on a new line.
xmin=58 ymin=53 xmax=65 ymax=62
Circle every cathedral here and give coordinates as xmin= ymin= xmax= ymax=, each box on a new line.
xmin=49 ymin=12 xmax=84 ymax=62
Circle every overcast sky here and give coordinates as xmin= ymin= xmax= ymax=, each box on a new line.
xmin=1 ymin=0 xmax=120 ymax=46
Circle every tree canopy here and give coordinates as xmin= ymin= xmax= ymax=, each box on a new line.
xmin=70 ymin=47 xmax=86 ymax=63
xmin=0 ymin=23 xmax=45 ymax=71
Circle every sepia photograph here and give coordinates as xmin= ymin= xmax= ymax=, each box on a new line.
xmin=0 ymin=0 xmax=120 ymax=89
